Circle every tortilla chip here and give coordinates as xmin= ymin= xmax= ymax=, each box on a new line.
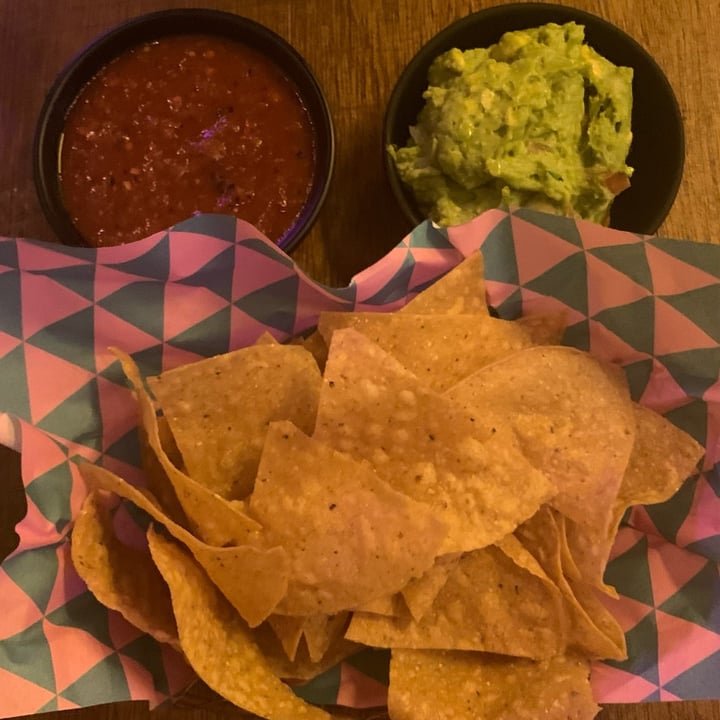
xmin=267 ymin=614 xmax=306 ymax=662
xmin=248 ymin=421 xmax=446 ymax=615
xmin=317 ymin=312 xmax=537 ymax=393
xmin=562 ymin=404 xmax=703 ymax=593
xmin=400 ymin=251 xmax=488 ymax=315
xmin=313 ymin=329 xmax=555 ymax=554
xmin=445 ymin=345 xmax=635 ymax=532
xmin=114 ymin=348 xmax=263 ymax=547
xmin=71 ymin=490 xmax=179 ymax=649
xmin=354 ymin=593 xmax=405 ymax=617
xmin=252 ymin=622 xmax=363 ymax=682
xmin=301 ymin=612 xmax=351 ymax=663
xmin=80 ymin=462 xmax=288 ymax=627
xmin=346 ymin=546 xmax=566 ymax=659
xmin=388 ymin=649 xmax=599 ymax=720
xmin=617 ymin=403 xmax=704 ymax=511
xmin=400 ymin=553 xmax=461 ymax=623
xmin=147 ymin=529 xmax=331 ymax=720
xmin=513 ymin=507 xmax=626 ymax=660
xmin=147 ymin=343 xmax=322 ymax=499
xmin=515 ymin=311 xmax=568 ymax=345
xmin=292 ymin=330 xmax=329 ymax=372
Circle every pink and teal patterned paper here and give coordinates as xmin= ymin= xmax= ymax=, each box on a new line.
xmin=0 ymin=208 xmax=718 ymax=715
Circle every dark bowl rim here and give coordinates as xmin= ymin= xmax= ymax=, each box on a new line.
xmin=382 ymin=2 xmax=685 ymax=236
xmin=33 ymin=7 xmax=335 ymax=252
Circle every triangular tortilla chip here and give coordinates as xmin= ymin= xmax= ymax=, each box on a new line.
xmin=389 ymin=649 xmax=599 ymax=720
xmin=147 ymin=529 xmax=331 ymax=720
xmin=515 ymin=311 xmax=568 ymax=344
xmin=147 ymin=343 xmax=322 ymax=499
xmin=445 ymin=345 xmax=636 ymax=532
xmin=563 ymin=403 xmax=703 ymax=592
xmin=346 ymin=545 xmax=566 ymax=658
xmin=313 ymin=329 xmax=556 ymax=554
xmin=317 ymin=312 xmax=536 ymax=392
xmin=400 ymin=553 xmax=461 ymax=622
xmin=248 ymin=421 xmax=446 ymax=615
xmin=114 ymin=348 xmax=263 ymax=547
xmin=400 ymin=251 xmax=488 ymax=315
xmin=80 ymin=462 xmax=288 ymax=627
xmin=71 ymin=490 xmax=179 ymax=649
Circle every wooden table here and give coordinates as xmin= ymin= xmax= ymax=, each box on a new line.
xmin=1 ymin=1 xmax=720 ymax=718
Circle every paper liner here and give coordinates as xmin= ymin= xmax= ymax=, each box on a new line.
xmin=0 ymin=208 xmax=718 ymax=715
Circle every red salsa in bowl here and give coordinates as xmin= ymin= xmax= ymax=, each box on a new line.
xmin=34 ymin=10 xmax=334 ymax=251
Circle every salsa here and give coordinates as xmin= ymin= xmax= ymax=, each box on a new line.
xmin=60 ymin=34 xmax=317 ymax=247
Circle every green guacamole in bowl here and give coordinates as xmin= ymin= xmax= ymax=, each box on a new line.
xmin=390 ymin=22 xmax=633 ymax=226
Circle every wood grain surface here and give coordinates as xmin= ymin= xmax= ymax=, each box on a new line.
xmin=2 ymin=1 xmax=720 ymax=719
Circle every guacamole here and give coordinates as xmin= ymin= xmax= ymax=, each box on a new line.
xmin=391 ymin=22 xmax=633 ymax=226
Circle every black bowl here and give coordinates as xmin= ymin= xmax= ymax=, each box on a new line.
xmin=384 ymin=3 xmax=684 ymax=235
xmin=33 ymin=8 xmax=334 ymax=251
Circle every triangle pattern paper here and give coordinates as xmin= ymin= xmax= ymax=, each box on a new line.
xmin=234 ymin=276 xmax=300 ymax=334
xmin=622 ymin=358 xmax=655 ymax=401
xmin=45 ymin=590 xmax=114 ymax=648
xmin=591 ymin=663 xmax=660 ymax=704
xmin=165 ymin=305 xmax=232 ymax=358
xmin=2 ymin=543 xmax=61 ymax=618
xmin=0 ymin=619 xmax=56 ymax=694
xmin=0 ymin=667 xmax=57 ymax=718
xmin=96 ymin=375 xmax=136 ymax=455
xmin=231 ymin=243 xmax=298 ymax=304
xmin=686 ymin=536 xmax=720 ymax=563
xmin=162 ymin=283 xmax=230 ymax=343
xmin=578 ymin=220 xmax=642 ymax=250
xmin=42 ymin=264 xmax=97 ymax=302
xmin=25 ymin=462 xmax=73 ymax=532
xmin=511 ymin=215 xmax=583 ymax=286
xmin=655 ymin=298 xmax=719 ymax=356
xmin=646 ymin=242 xmax=720 ymax=296
xmin=168 ymin=231 xmax=234 ymax=282
xmin=603 ymin=609 xmax=659 ymax=686
xmin=93 ymin=264 xmax=161 ymax=303
xmin=514 ymin=207 xmax=584 ymax=247
xmin=604 ymin=535 xmax=655 ymax=606
xmin=659 ymin=348 xmax=720 ymax=400
xmin=646 ymin=538 xmax=709 ymax=607
xmin=652 ymin=236 xmax=720 ymax=281
xmin=477 ymin=215 xmax=518 ymax=286
xmin=664 ymin=399 xmax=708 ymax=449
xmin=21 ymin=273 xmax=93 ymax=340
xmin=16 ymin=240 xmax=90 ymax=272
xmin=0 ymin=344 xmax=30 ymax=421
xmin=26 ymin=307 xmax=97 ymax=373
xmin=655 ymin=609 xmax=720 ymax=687
xmin=662 ymin=649 xmax=720 ymax=700
xmin=236 ymin=235 xmax=295 ymax=269
xmin=44 ymin=617 xmax=115 ymax=696
xmin=93 ymin=307 xmax=160 ymax=373
xmin=354 ymin=247 xmax=414 ymax=306
xmin=588 ymin=318 xmax=649 ymax=367
xmin=59 ymin=652 xmax=132 ymax=707
xmin=36 ymin=379 xmax=103 ymax=452
xmin=102 ymin=232 xmax=170 ymax=281
xmin=660 ymin=284 xmax=720 ymax=345
xmin=447 ymin=208 xmax=507 ymax=255
xmin=644 ymin=475 xmax=700 ymax=544
xmin=118 ymin=651 xmax=171 ymax=708
xmin=590 ymin=296 xmax=655 ymax=357
xmin=337 ymin=661 xmax=389 ymax=708
xmin=406 ymin=221 xmax=454 ymax=250
xmin=0 ymin=240 xmax=19 ymax=269
xmin=177 ymin=244 xmax=235 ymax=299
xmin=103 ymin=427 xmax=142 ymax=469
xmin=489 ymin=285 xmax=523 ymax=320
xmin=587 ymin=243 xmax=653 ymax=292
xmin=561 ymin=318 xmax=591 ymax=352
xmin=658 ymin=560 xmax=720 ymax=633
xmin=97 ymin=281 xmax=166 ymax=341
xmin=294 ymin=661 xmax=341 ymax=706
xmin=522 ymin=252 xmax=589 ymax=316
xmin=117 ymin=634 xmax=174 ymax=697
xmin=0 ymin=268 xmax=22 ymax=340
xmin=0 ymin=567 xmax=44 ymax=640
xmin=585 ymin=253 xmax=652 ymax=317
xmin=173 ymin=212 xmax=240 ymax=244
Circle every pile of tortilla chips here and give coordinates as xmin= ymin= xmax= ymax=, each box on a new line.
xmin=70 ymin=252 xmax=704 ymax=720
